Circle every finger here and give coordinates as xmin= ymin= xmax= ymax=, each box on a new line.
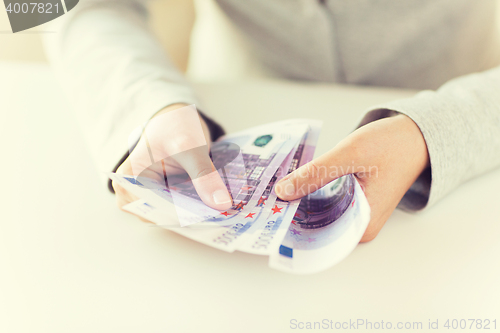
xmin=353 ymin=175 xmax=387 ymax=243
xmin=360 ymin=214 xmax=389 ymax=243
xmin=359 ymin=200 xmax=392 ymax=243
xmin=275 ymin=144 xmax=363 ymax=201
xmin=170 ymin=146 xmax=233 ymax=211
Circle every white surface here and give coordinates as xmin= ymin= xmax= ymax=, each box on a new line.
xmin=1 ymin=62 xmax=499 ymax=333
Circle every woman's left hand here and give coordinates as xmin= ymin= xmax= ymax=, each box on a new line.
xmin=275 ymin=114 xmax=430 ymax=242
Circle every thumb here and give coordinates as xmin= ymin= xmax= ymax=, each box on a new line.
xmin=275 ymin=145 xmax=363 ymax=201
xmin=169 ymin=145 xmax=233 ymax=211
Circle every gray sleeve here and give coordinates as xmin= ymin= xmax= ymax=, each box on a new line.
xmin=358 ymin=66 xmax=500 ymax=211
xmin=43 ymin=0 xmax=199 ymax=180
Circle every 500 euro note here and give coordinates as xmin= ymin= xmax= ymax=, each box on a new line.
xmin=111 ymin=120 xmax=310 ymax=227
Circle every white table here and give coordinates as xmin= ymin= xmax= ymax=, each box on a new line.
xmin=1 ymin=62 xmax=499 ymax=333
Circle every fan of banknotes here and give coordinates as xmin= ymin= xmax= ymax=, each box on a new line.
xmin=109 ymin=119 xmax=370 ymax=274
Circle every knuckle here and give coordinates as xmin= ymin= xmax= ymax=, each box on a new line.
xmin=303 ymin=161 xmax=322 ymax=181
xmin=194 ymin=166 xmax=215 ymax=179
xmin=294 ymin=161 xmax=326 ymax=195
xmin=299 ymin=161 xmax=329 ymax=191
xmin=169 ymin=134 xmax=195 ymax=153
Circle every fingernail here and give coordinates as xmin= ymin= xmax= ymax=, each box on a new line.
xmin=213 ymin=189 xmax=232 ymax=205
xmin=275 ymin=178 xmax=296 ymax=198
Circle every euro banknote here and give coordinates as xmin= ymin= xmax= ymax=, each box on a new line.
xmin=112 ymin=119 xmax=371 ymax=274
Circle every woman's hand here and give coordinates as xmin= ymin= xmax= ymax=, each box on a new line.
xmin=112 ymin=103 xmax=232 ymax=217
xmin=275 ymin=114 xmax=430 ymax=242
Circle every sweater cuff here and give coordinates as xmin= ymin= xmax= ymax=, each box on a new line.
xmin=357 ymin=93 xmax=447 ymax=212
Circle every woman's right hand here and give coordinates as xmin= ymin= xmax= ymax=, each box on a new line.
xmin=112 ymin=103 xmax=233 ymax=217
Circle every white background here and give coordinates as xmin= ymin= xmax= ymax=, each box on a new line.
xmin=1 ymin=63 xmax=499 ymax=332
xmin=1 ymin=1 xmax=500 ymax=332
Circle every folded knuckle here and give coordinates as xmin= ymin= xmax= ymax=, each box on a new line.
xmin=303 ymin=161 xmax=322 ymax=181
xmin=194 ymin=166 xmax=214 ymax=179
xmin=169 ymin=134 xmax=195 ymax=152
